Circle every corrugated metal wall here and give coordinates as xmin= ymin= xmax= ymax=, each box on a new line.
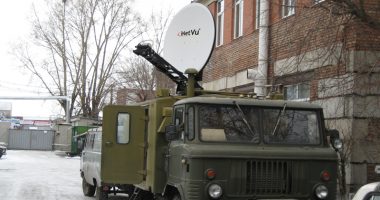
xmin=8 ymin=130 xmax=54 ymax=150
xmin=0 ymin=122 xmax=10 ymax=144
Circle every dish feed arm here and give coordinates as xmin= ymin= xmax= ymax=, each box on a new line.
xmin=133 ymin=43 xmax=203 ymax=94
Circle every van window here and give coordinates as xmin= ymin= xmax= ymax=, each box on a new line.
xmin=117 ymin=113 xmax=130 ymax=144
xmin=84 ymin=135 xmax=90 ymax=150
xmin=93 ymin=132 xmax=102 ymax=152
xmin=85 ymin=134 xmax=95 ymax=149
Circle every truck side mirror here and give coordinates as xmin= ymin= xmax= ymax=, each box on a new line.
xmin=165 ymin=125 xmax=179 ymax=141
xmin=327 ymin=129 xmax=343 ymax=151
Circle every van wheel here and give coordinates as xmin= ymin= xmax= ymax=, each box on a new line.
xmin=82 ymin=177 xmax=95 ymax=196
xmin=171 ymin=194 xmax=181 ymax=200
xmin=96 ymin=186 xmax=108 ymax=200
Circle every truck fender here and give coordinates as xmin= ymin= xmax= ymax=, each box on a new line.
xmin=163 ymin=184 xmax=184 ymax=199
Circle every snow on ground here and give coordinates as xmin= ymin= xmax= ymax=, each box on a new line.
xmin=0 ymin=150 xmax=93 ymax=200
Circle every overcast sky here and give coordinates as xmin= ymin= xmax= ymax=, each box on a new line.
xmin=0 ymin=0 xmax=190 ymax=119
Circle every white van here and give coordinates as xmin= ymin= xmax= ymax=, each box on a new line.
xmin=80 ymin=128 xmax=102 ymax=198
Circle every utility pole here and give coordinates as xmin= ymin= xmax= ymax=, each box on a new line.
xmin=62 ymin=0 xmax=68 ymax=111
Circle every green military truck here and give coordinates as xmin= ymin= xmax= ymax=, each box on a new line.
xmin=97 ymin=90 xmax=342 ymax=200
xmin=80 ymin=3 xmax=342 ymax=200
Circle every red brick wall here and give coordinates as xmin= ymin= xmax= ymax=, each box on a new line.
xmin=203 ymin=0 xmax=259 ymax=83
xmin=209 ymin=1 xmax=216 ymax=16
xmin=243 ymin=0 xmax=254 ymax=35
xmin=204 ymin=0 xmax=380 ymax=84
xmin=270 ymin=0 xmax=281 ymax=23
xmin=224 ymin=0 xmax=234 ymax=44
xmin=116 ymin=88 xmax=128 ymax=105
xmin=204 ymin=31 xmax=259 ymax=82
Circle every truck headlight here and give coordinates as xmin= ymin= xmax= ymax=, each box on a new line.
xmin=208 ymin=184 xmax=223 ymax=199
xmin=315 ymin=184 xmax=328 ymax=199
xmin=332 ymin=138 xmax=343 ymax=150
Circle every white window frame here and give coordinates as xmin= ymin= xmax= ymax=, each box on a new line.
xmin=285 ymin=82 xmax=310 ymax=102
xmin=282 ymin=0 xmax=295 ymax=18
xmin=313 ymin=0 xmax=325 ymax=4
xmin=255 ymin=0 xmax=260 ymax=29
xmin=234 ymin=0 xmax=244 ymax=38
xmin=216 ymin=0 xmax=224 ymax=46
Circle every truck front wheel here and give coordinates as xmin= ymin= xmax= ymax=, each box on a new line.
xmin=82 ymin=177 xmax=95 ymax=197
xmin=96 ymin=186 xmax=108 ymax=200
xmin=171 ymin=194 xmax=181 ymax=200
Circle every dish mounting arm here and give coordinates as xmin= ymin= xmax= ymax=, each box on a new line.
xmin=133 ymin=43 xmax=203 ymax=94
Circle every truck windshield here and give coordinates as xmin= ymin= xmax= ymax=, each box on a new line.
xmin=199 ymin=104 xmax=321 ymax=145
xmin=199 ymin=105 xmax=260 ymax=143
xmin=263 ymin=108 xmax=320 ymax=145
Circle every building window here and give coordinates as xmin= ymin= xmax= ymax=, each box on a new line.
xmin=216 ymin=0 xmax=224 ymax=46
xmin=255 ymin=0 xmax=260 ymax=29
xmin=282 ymin=0 xmax=295 ymax=18
xmin=313 ymin=0 xmax=325 ymax=4
xmin=234 ymin=0 xmax=244 ymax=38
xmin=285 ymin=82 xmax=310 ymax=101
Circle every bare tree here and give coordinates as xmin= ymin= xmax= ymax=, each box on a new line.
xmin=269 ymin=0 xmax=380 ymax=198
xmin=117 ymin=9 xmax=175 ymax=103
xmin=14 ymin=0 xmax=143 ymax=119
xmin=328 ymin=0 xmax=380 ymax=30
xmin=118 ymin=57 xmax=156 ymax=102
xmin=147 ymin=10 xmax=177 ymax=92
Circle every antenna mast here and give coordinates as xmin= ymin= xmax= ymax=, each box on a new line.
xmin=133 ymin=44 xmax=202 ymax=94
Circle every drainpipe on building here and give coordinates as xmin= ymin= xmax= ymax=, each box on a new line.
xmin=248 ymin=0 xmax=269 ymax=97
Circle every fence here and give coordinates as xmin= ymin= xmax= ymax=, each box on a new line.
xmin=8 ymin=129 xmax=54 ymax=150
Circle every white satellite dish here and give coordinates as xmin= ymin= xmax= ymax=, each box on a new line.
xmin=163 ymin=3 xmax=215 ymax=74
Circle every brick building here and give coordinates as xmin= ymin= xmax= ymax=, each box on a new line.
xmin=116 ymin=87 xmax=155 ymax=104
xmin=197 ymin=0 xmax=380 ymax=194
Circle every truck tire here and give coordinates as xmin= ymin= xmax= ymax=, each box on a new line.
xmin=171 ymin=194 xmax=181 ymax=200
xmin=158 ymin=192 xmax=181 ymax=200
xmin=0 ymin=151 xmax=3 ymax=159
xmin=82 ymin=177 xmax=95 ymax=196
xmin=96 ymin=186 xmax=108 ymax=200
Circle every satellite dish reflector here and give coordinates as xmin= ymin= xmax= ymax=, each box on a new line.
xmin=163 ymin=3 xmax=215 ymax=73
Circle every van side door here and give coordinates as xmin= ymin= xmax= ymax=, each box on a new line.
xmin=101 ymin=105 xmax=145 ymax=184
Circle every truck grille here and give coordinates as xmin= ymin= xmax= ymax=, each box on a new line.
xmin=246 ymin=160 xmax=292 ymax=194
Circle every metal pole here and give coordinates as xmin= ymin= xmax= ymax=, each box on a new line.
xmin=65 ymin=97 xmax=70 ymax=124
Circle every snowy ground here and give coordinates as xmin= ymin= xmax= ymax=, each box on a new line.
xmin=0 ymin=150 xmax=127 ymax=200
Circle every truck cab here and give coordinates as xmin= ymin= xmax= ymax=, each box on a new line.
xmin=164 ymin=96 xmax=339 ymax=200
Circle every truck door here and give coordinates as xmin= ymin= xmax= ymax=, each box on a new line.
xmin=101 ymin=105 xmax=145 ymax=184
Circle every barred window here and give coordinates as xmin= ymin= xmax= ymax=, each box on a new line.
xmin=285 ymin=82 xmax=310 ymax=101
xmin=234 ymin=0 xmax=244 ymax=38
xmin=216 ymin=0 xmax=224 ymax=46
xmin=313 ymin=0 xmax=325 ymax=4
xmin=282 ymin=0 xmax=295 ymax=18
